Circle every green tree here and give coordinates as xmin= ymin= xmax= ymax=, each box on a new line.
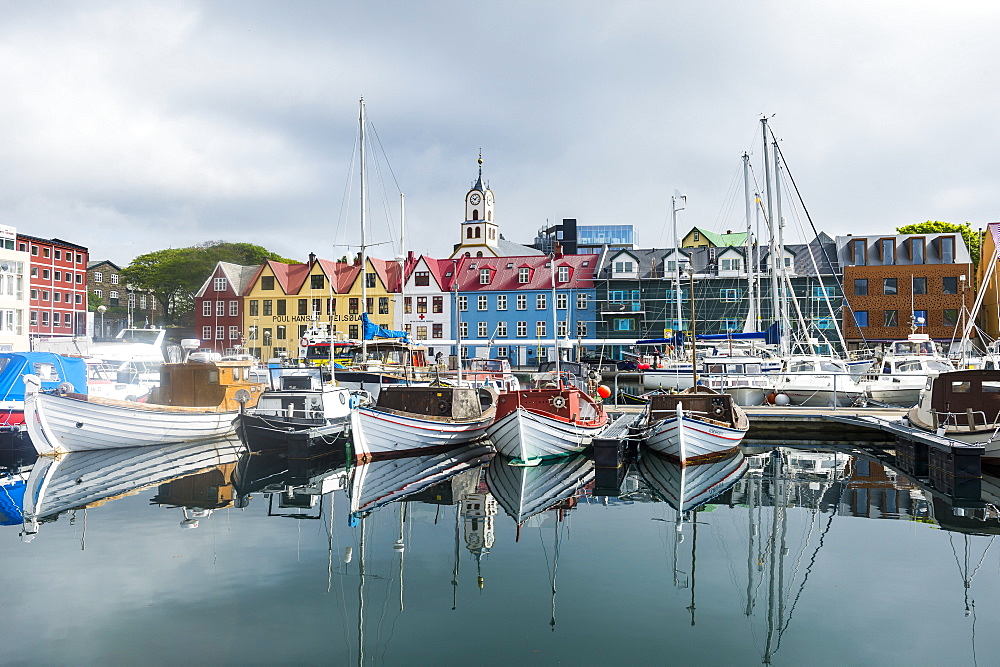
xmin=122 ymin=241 xmax=296 ymax=325
xmin=896 ymin=221 xmax=980 ymax=267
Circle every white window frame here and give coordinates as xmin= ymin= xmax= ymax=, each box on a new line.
xmin=556 ymin=293 xmax=567 ymax=309
xmin=497 ymin=321 xmax=508 ymax=337
xmin=516 ymin=294 xmax=527 ymax=310
xmin=497 ymin=294 xmax=507 ymax=311
xmin=536 ymin=321 xmax=546 ymax=337
xmin=478 ymin=295 xmax=488 ymax=311
xmin=518 ymin=267 xmax=530 ymax=284
xmin=516 ymin=321 xmax=527 ymax=337
xmin=536 ymin=294 xmax=547 ymax=310
xmin=478 ymin=321 xmax=488 ymax=337
xmin=214 ymin=277 xmax=227 ymax=291
xmin=577 ymin=293 xmax=588 ymax=309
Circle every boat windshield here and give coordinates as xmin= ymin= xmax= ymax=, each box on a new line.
xmin=116 ymin=329 xmax=162 ymax=344
xmin=891 ymin=340 xmax=939 ymax=356
xmin=818 ymin=360 xmax=847 ymax=373
xmin=927 ymin=360 xmax=955 ymax=372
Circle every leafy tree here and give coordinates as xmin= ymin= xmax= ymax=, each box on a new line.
xmin=896 ymin=221 xmax=980 ymax=267
xmin=88 ymin=291 xmax=104 ymax=311
xmin=122 ymin=241 xmax=296 ymax=325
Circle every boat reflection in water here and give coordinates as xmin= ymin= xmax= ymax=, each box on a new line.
xmin=485 ymin=453 xmax=595 ymax=527
xmin=20 ymin=435 xmax=246 ymax=540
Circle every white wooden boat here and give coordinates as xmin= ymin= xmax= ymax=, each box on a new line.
xmin=638 ymin=448 xmax=748 ymax=513
xmin=20 ymin=436 xmax=246 ymax=540
xmin=640 ymin=388 xmax=749 ymax=464
xmin=23 ymin=356 xmax=266 ymax=455
xmin=348 ymin=443 xmax=493 ymax=515
xmin=485 ymin=453 xmax=594 ymax=525
xmin=352 ymin=385 xmax=495 ymax=461
xmin=907 ymin=369 xmax=1000 ymax=463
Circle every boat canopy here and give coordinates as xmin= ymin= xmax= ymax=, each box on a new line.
xmin=0 ymin=352 xmax=87 ymax=402
xmin=361 ymin=313 xmax=409 ymax=343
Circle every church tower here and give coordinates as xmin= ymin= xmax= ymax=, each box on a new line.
xmin=451 ymin=153 xmax=500 ymax=258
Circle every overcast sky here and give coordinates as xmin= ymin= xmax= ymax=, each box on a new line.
xmin=1 ymin=1 xmax=997 ymax=266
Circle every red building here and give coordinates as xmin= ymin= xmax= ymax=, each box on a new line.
xmin=194 ymin=262 xmax=260 ymax=354
xmin=16 ymin=234 xmax=89 ymax=338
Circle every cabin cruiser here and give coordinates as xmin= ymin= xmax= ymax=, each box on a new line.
xmin=862 ymin=335 xmax=955 ymax=407
xmin=698 ymin=354 xmax=772 ymax=406
xmin=906 ymin=369 xmax=1000 ymax=464
xmin=770 ymin=355 xmax=866 ymax=407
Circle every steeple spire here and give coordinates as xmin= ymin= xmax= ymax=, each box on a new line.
xmin=473 ymin=150 xmax=484 ymax=191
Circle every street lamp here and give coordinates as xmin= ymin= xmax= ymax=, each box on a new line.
xmin=97 ymin=305 xmax=106 ymax=339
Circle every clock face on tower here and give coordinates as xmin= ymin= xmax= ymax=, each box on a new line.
xmin=469 ymin=193 xmax=481 ymax=205
xmin=486 ymin=193 xmax=493 ymax=205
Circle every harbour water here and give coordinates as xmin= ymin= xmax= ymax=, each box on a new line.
xmin=2 ymin=438 xmax=998 ymax=666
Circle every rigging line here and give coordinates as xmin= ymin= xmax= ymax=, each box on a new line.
xmin=775 ymin=468 xmax=854 ymax=650
xmin=364 ymin=128 xmax=400 ymax=253
xmin=766 ymin=126 xmax=867 ymax=349
xmin=334 ymin=136 xmax=360 ymax=260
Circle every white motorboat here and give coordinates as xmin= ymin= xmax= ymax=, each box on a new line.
xmin=23 ymin=348 xmax=267 ymax=455
xmin=699 ymin=354 xmax=772 ymax=406
xmin=640 ymin=388 xmax=749 ymax=464
xmin=352 ymin=385 xmax=496 ymax=461
xmin=235 ymin=367 xmax=353 ymax=451
xmin=770 ymin=355 xmax=866 ymax=407
xmin=20 ymin=436 xmax=246 ymax=540
xmin=862 ymin=335 xmax=955 ymax=407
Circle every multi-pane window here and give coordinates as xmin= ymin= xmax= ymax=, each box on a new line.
xmin=416 ymin=325 xmax=428 ymax=340
xmin=576 ymin=321 xmax=587 ymax=337
xmin=249 ymin=300 xmax=259 ymax=316
xmin=94 ymin=272 xmax=103 ymax=282
xmin=497 ymin=295 xmax=507 ymax=311
xmin=262 ymin=328 xmax=272 ymax=346
xmin=536 ymin=321 xmax=546 ymax=337
xmin=414 ymin=272 xmax=430 ymax=286
xmin=497 ymin=321 xmax=508 ymax=337
xmin=248 ymin=326 xmax=258 ymax=340
xmin=557 ymin=266 xmax=569 ymax=282
xmin=478 ymin=322 xmax=488 ymax=337
xmin=404 ymin=297 xmax=412 ymax=314
xmin=216 ymin=301 xmax=225 ymax=316
xmin=433 ymin=296 xmax=443 ymax=313
xmin=480 ymin=268 xmax=491 ymax=285
xmin=298 ymin=299 xmax=308 ymax=315
xmin=720 ymin=258 xmax=742 ymax=271
xmin=311 ymin=275 xmax=324 ymax=289
xmin=365 ymin=273 xmax=376 ymax=289
xmin=379 ymin=297 xmax=389 ymax=315
xmin=202 ymin=326 xmax=212 ymax=339
xmin=516 ymin=321 xmax=527 ymax=337
xmin=203 ymin=301 xmax=212 ymax=316
xmin=276 ymin=325 xmax=286 ymax=340
xmin=478 ymin=295 xmax=488 ymax=311
xmin=365 ymin=298 xmax=373 ymax=314
xmin=417 ymin=296 xmax=427 ymax=313
xmin=261 ymin=276 xmax=275 ymax=290
xmin=216 ymin=326 xmax=225 ymax=339
xmin=458 ymin=296 xmax=468 ymax=312
xmin=853 ymin=279 xmax=868 ymax=296
xmin=536 ymin=294 xmax=546 ymax=310
xmin=263 ymin=300 xmax=273 ymax=316
xmin=496 ymin=347 xmax=508 ymax=358
xmin=432 ymin=324 xmax=443 ymax=338
xmin=214 ymin=277 xmax=227 ymax=291
xmin=613 ymin=260 xmax=634 ymax=273
xmin=229 ymin=326 xmax=239 ymax=340
xmin=459 ymin=322 xmax=468 ymax=338
xmin=614 ymin=318 xmax=635 ymax=331
xmin=884 ymin=278 xmax=897 ymax=295
xmin=110 ymin=274 xmax=119 ymax=284
xmin=516 ymin=294 xmax=527 ymax=310
xmin=577 ymin=293 xmax=588 ymax=309
xmin=518 ymin=268 xmax=530 ymax=284
xmin=912 ymin=277 xmax=927 ymax=295
xmin=229 ymin=301 xmax=238 ymax=316
xmin=557 ymin=321 xmax=568 ymax=337
xmin=556 ymin=293 xmax=568 ymax=309
xmin=349 ymin=298 xmax=359 ymax=314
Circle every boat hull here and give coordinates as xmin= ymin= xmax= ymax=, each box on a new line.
xmin=25 ymin=391 xmax=240 ymax=455
xmin=235 ymin=413 xmax=351 ymax=451
xmin=644 ymin=414 xmax=747 ymax=463
xmin=487 ymin=407 xmax=606 ymax=464
xmin=776 ymin=387 xmax=864 ymax=408
xmin=352 ymin=407 xmax=492 ymax=461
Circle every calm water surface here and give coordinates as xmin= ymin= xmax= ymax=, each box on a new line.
xmin=1 ymin=437 xmax=998 ymax=666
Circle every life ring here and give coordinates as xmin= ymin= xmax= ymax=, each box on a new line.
xmin=300 ymin=337 xmax=310 ymax=348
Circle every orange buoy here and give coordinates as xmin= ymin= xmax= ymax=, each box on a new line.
xmin=597 ymin=385 xmax=612 ymax=399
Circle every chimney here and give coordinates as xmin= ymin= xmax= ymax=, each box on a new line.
xmin=354 ymin=252 xmax=362 ymax=265
xmin=308 ymin=252 xmax=316 ymax=265
xmin=554 ymin=242 xmax=563 ymax=258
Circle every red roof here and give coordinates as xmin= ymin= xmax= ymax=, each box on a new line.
xmin=449 ymin=254 xmax=597 ymax=291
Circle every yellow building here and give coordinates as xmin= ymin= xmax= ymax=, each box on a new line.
xmin=242 ymin=253 xmax=401 ymax=360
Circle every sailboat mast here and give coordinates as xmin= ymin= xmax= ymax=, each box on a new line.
xmin=762 ymin=118 xmax=783 ymax=357
xmin=743 ymin=153 xmax=756 ymax=332
xmin=359 ymin=98 xmax=369 ymax=359
xmin=551 ymin=255 xmax=562 ymax=383
xmin=671 ymin=193 xmax=686 ymax=358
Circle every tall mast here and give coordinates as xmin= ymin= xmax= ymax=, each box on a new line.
xmin=762 ymin=118 xmax=782 ymax=355
xmin=742 ymin=153 xmax=756 ymax=332
xmin=359 ymin=97 xmax=368 ymax=359
xmin=550 ymin=254 xmax=561 ymax=384
xmin=773 ymin=140 xmax=793 ymax=355
xmin=671 ymin=193 xmax=687 ymax=356
xmin=399 ymin=192 xmax=406 ymax=345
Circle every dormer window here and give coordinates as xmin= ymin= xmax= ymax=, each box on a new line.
xmin=414 ymin=271 xmax=430 ymax=286
xmin=938 ymin=235 xmax=955 ymax=263
xmin=614 ymin=260 xmax=634 ymax=273
xmin=910 ymin=237 xmax=925 ymax=264
xmin=557 ymin=266 xmax=570 ymax=282
xmin=720 ymin=257 xmax=742 ymax=272
xmin=850 ymin=238 xmax=867 ymax=265
xmin=879 ymin=238 xmax=895 ymax=264
xmin=479 ymin=268 xmax=491 ymax=284
xmin=518 ymin=267 xmax=530 ymax=284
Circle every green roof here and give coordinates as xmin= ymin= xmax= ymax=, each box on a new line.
xmin=689 ymin=227 xmax=749 ymax=247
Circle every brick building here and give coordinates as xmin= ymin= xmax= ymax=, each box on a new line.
xmin=193 ymin=262 xmax=260 ymax=355
xmin=17 ymin=234 xmax=88 ymax=338
xmin=87 ymin=260 xmax=159 ymax=337
xmin=837 ymin=233 xmax=972 ymax=346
